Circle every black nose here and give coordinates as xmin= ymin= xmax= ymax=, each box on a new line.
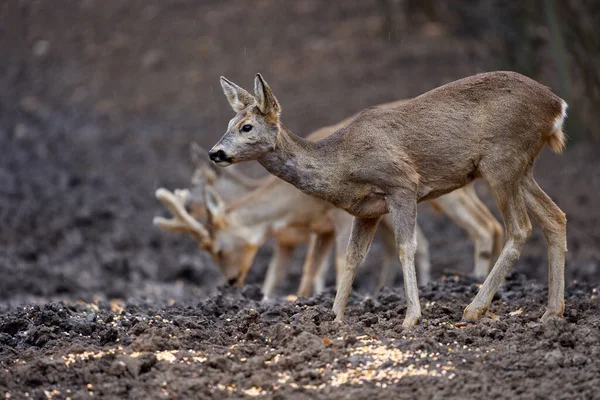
xmin=208 ymin=149 xmax=226 ymax=161
xmin=227 ymin=276 xmax=239 ymax=285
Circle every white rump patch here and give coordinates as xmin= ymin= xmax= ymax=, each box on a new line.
xmin=553 ymin=99 xmax=568 ymax=132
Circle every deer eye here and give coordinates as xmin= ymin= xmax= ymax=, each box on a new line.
xmin=241 ymin=124 xmax=253 ymax=132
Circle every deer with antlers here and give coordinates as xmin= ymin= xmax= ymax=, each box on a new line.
xmin=208 ymin=72 xmax=567 ymax=327
xmin=155 ymin=101 xmax=503 ymax=298
xmin=155 ymin=167 xmax=427 ymax=297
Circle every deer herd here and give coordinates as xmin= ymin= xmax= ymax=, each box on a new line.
xmin=155 ymin=71 xmax=568 ymax=328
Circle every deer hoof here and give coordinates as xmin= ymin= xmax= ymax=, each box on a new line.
xmin=541 ymin=308 xmax=564 ymax=323
xmin=402 ymin=313 xmax=421 ymax=328
xmin=462 ymin=303 xmax=488 ymax=323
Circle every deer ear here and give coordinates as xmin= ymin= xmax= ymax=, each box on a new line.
xmin=190 ymin=142 xmax=219 ymax=187
xmin=204 ymin=185 xmax=228 ymax=228
xmin=189 ymin=142 xmax=208 ymax=168
xmin=254 ymin=73 xmax=281 ymax=118
xmin=220 ymin=77 xmax=255 ymax=112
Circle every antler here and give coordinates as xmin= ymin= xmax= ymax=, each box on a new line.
xmin=153 ymin=188 xmax=212 ymax=248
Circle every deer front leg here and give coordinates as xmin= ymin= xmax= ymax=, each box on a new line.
xmin=262 ymin=242 xmax=295 ymax=299
xmin=327 ymin=209 xmax=353 ymax=292
xmin=414 ymin=224 xmax=431 ymax=286
xmin=312 ymin=254 xmax=330 ymax=295
xmin=314 ymin=230 xmax=343 ymax=294
xmin=376 ymin=220 xmax=398 ymax=289
xmin=389 ymin=193 xmax=422 ymax=328
xmin=378 ymin=218 xmax=430 ymax=288
xmin=297 ymin=232 xmax=335 ymax=297
xmin=332 ymin=216 xmax=381 ymax=322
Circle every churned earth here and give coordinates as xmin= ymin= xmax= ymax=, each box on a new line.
xmin=1 ymin=0 xmax=599 ymax=399
xmin=0 ymin=275 xmax=599 ymax=399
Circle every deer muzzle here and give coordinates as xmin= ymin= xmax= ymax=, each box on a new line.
xmin=208 ymin=148 xmax=232 ymax=166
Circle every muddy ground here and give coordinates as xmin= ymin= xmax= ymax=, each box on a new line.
xmin=0 ymin=1 xmax=599 ymax=399
xmin=1 ymin=276 xmax=599 ymax=399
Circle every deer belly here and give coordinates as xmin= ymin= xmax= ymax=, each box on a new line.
xmin=274 ymin=226 xmax=311 ymax=246
xmin=308 ymin=217 xmax=335 ymax=234
xmin=347 ymin=192 xmax=389 ymax=218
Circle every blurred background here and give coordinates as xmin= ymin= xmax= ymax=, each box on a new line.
xmin=0 ymin=0 xmax=599 ymax=307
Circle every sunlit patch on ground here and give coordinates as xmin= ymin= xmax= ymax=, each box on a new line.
xmin=328 ymin=335 xmax=455 ymax=386
xmin=211 ymin=334 xmax=457 ymax=396
xmin=13 ymin=348 xmax=210 ymax=369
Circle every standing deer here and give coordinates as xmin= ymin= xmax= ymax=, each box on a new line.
xmin=209 ymin=72 xmax=567 ymax=327
xmin=156 ymin=105 xmax=502 ymax=297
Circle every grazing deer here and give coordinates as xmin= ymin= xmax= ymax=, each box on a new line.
xmin=157 ymin=106 xmax=502 ymax=297
xmin=209 ymin=72 xmax=567 ymax=327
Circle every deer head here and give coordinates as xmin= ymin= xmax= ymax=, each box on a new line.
xmin=154 ymin=186 xmax=260 ymax=286
xmin=202 ymin=186 xmax=261 ymax=285
xmin=209 ymin=74 xmax=281 ymax=166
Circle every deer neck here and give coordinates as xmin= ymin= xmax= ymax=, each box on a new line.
xmin=258 ymin=125 xmax=335 ymax=199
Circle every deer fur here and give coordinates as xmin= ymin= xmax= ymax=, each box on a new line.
xmin=209 ymin=71 xmax=567 ymax=327
xmin=159 ymin=104 xmax=502 ymax=296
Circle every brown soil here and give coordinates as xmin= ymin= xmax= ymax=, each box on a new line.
xmin=0 ymin=1 xmax=599 ymax=399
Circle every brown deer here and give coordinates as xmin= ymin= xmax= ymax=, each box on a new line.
xmin=156 ymin=105 xmax=502 ymax=297
xmin=209 ymin=72 xmax=567 ymax=327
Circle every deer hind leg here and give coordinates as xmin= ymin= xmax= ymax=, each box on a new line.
xmin=463 ymin=180 xmax=532 ymax=322
xmin=388 ymin=193 xmax=422 ymax=328
xmin=297 ymin=232 xmax=335 ymax=297
xmin=435 ymin=187 xmax=498 ymax=280
xmin=463 ymin=183 xmax=505 ymax=266
xmin=523 ymin=172 xmax=567 ymax=321
xmin=262 ymin=242 xmax=295 ymax=299
xmin=332 ymin=216 xmax=381 ymax=322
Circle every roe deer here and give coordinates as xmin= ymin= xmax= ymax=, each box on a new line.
xmin=209 ymin=72 xmax=567 ymax=327
xmin=156 ymin=103 xmax=502 ymax=297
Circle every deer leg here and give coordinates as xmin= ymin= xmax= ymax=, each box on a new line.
xmin=415 ymin=224 xmax=431 ymax=286
xmin=313 ymin=212 xmax=348 ymax=294
xmin=523 ymin=172 xmax=567 ymax=322
xmin=435 ymin=189 xmax=497 ymax=280
xmin=312 ymin=233 xmax=335 ymax=294
xmin=262 ymin=242 xmax=295 ymax=299
xmin=334 ymin=226 xmax=351 ymax=292
xmin=388 ymin=194 xmax=421 ymax=328
xmin=463 ymin=184 xmax=505 ymax=269
xmin=376 ymin=219 xmax=397 ymax=289
xmin=332 ymin=216 xmax=381 ymax=322
xmin=463 ymin=182 xmax=532 ymax=322
xmin=297 ymin=232 xmax=335 ymax=297
xmin=376 ymin=221 xmax=429 ymax=288
xmin=313 ymin=250 xmax=331 ymax=295
xmin=328 ymin=209 xmax=353 ymax=292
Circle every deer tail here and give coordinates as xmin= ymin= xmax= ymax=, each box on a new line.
xmin=548 ymin=99 xmax=567 ymax=154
